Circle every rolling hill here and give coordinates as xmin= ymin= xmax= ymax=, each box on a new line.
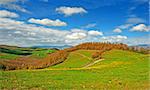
xmin=50 ymin=50 xmax=97 ymax=68
xmin=0 ymin=43 xmax=130 ymax=70
xmin=0 ymin=45 xmax=57 ymax=60
xmin=1 ymin=49 xmax=149 ymax=89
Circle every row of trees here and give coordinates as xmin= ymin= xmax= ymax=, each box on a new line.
xmin=0 ymin=50 xmax=69 ymax=70
xmin=65 ymin=42 xmax=129 ymax=52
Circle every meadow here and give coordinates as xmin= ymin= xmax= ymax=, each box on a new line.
xmin=51 ymin=50 xmax=97 ymax=68
xmin=0 ymin=46 xmax=56 ymax=60
xmin=1 ymin=50 xmax=149 ymax=89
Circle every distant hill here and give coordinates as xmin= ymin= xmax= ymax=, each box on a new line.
xmin=130 ymin=44 xmax=150 ymax=49
xmin=32 ymin=45 xmax=72 ymax=49
xmin=136 ymin=44 xmax=150 ymax=47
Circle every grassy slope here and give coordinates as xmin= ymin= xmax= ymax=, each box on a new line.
xmin=31 ymin=49 xmax=56 ymax=58
xmin=0 ymin=53 xmax=18 ymax=60
xmin=0 ymin=49 xmax=56 ymax=60
xmin=0 ymin=50 xmax=150 ymax=89
xmin=50 ymin=50 xmax=97 ymax=68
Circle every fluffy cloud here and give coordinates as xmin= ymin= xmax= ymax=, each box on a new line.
xmin=0 ymin=0 xmax=29 ymax=13
xmin=114 ymin=16 xmax=146 ymax=33
xmin=0 ymin=17 xmax=70 ymax=46
xmin=0 ymin=16 xmax=103 ymax=46
xmin=1 ymin=16 xmax=148 ymax=46
xmin=65 ymin=29 xmax=104 ymax=44
xmin=130 ymin=24 xmax=150 ymax=32
xmin=66 ymin=32 xmax=87 ymax=40
xmin=0 ymin=10 xmax=19 ymax=18
xmin=28 ymin=18 xmax=67 ymax=26
xmin=66 ymin=29 xmax=103 ymax=41
xmin=113 ymin=28 xmax=122 ymax=33
xmin=100 ymin=35 xmax=127 ymax=42
xmin=88 ymin=30 xmax=103 ymax=36
xmin=56 ymin=6 xmax=87 ymax=16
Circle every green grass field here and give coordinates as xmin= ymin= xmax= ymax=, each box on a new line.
xmin=0 ymin=49 xmax=56 ymax=60
xmin=0 ymin=53 xmax=18 ymax=60
xmin=1 ymin=50 xmax=149 ymax=89
xmin=31 ymin=49 xmax=56 ymax=58
xmin=50 ymin=50 xmax=97 ymax=68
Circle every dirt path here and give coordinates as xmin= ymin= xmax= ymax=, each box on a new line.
xmin=66 ymin=52 xmax=104 ymax=68
xmin=83 ymin=59 xmax=104 ymax=68
xmin=71 ymin=52 xmax=104 ymax=68
xmin=73 ymin=52 xmax=104 ymax=68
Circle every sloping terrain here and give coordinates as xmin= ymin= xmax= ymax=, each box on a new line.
xmin=50 ymin=50 xmax=98 ymax=68
xmin=0 ymin=43 xmax=132 ymax=70
xmin=1 ymin=50 xmax=149 ymax=89
xmin=0 ymin=45 xmax=56 ymax=60
xmin=0 ymin=46 xmax=57 ymax=70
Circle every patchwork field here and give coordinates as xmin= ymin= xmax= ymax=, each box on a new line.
xmin=1 ymin=50 xmax=149 ymax=89
xmin=0 ymin=46 xmax=56 ymax=60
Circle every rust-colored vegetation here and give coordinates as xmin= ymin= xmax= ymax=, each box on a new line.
xmin=0 ymin=50 xmax=69 ymax=70
xmin=0 ymin=42 xmax=149 ymax=70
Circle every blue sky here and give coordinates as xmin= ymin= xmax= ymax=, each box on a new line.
xmin=0 ymin=0 xmax=149 ymax=46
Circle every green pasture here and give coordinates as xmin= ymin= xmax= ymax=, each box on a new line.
xmin=1 ymin=50 xmax=149 ymax=89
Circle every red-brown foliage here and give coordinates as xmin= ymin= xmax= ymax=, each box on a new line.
xmin=92 ymin=50 xmax=105 ymax=60
xmin=66 ymin=42 xmax=129 ymax=52
xmin=0 ymin=50 xmax=69 ymax=70
xmin=0 ymin=42 xmax=130 ymax=70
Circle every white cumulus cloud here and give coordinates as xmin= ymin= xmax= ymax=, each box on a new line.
xmin=130 ymin=24 xmax=150 ymax=32
xmin=0 ymin=16 xmax=104 ymax=46
xmin=113 ymin=28 xmax=122 ymax=33
xmin=0 ymin=17 xmax=69 ymax=46
xmin=28 ymin=18 xmax=67 ymax=26
xmin=56 ymin=6 xmax=87 ymax=16
xmin=100 ymin=35 xmax=127 ymax=42
xmin=0 ymin=10 xmax=19 ymax=18
xmin=66 ymin=32 xmax=87 ymax=40
xmin=88 ymin=30 xmax=103 ymax=36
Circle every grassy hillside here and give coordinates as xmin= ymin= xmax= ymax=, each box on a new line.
xmin=1 ymin=50 xmax=149 ymax=89
xmin=0 ymin=43 xmax=134 ymax=70
xmin=50 ymin=50 xmax=97 ymax=68
xmin=31 ymin=49 xmax=56 ymax=58
xmin=0 ymin=46 xmax=56 ymax=60
xmin=0 ymin=53 xmax=18 ymax=60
